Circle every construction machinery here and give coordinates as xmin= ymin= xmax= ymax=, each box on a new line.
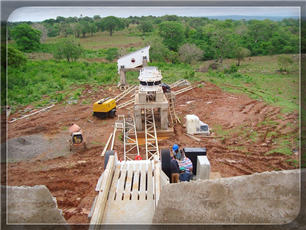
xmin=134 ymin=66 xmax=169 ymax=131
xmin=117 ymin=46 xmax=150 ymax=90
xmin=69 ymin=124 xmax=86 ymax=151
xmin=93 ymin=97 xmax=116 ymax=118
xmin=89 ymin=48 xmax=208 ymax=226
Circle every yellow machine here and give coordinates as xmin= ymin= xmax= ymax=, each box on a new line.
xmin=93 ymin=97 xmax=116 ymax=118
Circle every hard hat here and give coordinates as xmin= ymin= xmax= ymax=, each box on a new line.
xmin=172 ymin=144 xmax=179 ymax=151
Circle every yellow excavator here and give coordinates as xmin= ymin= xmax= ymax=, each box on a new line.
xmin=93 ymin=97 xmax=116 ymax=118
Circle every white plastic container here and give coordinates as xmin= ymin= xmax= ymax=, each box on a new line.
xmin=185 ymin=114 xmax=210 ymax=135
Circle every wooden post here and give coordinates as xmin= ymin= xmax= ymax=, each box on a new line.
xmin=89 ymin=156 xmax=115 ymax=228
xmin=101 ymin=133 xmax=113 ymax=156
xmin=154 ymin=162 xmax=161 ymax=208
xmin=110 ymin=126 xmax=117 ymax=150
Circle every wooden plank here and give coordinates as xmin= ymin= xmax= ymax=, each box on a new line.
xmin=110 ymin=126 xmax=117 ymax=150
xmin=147 ymin=162 xmax=153 ymax=201
xmin=139 ymin=164 xmax=146 ymax=200
xmin=9 ymin=104 xmax=55 ymax=123
xmin=115 ymin=163 xmax=127 ymax=202
xmin=89 ymin=156 xmax=115 ymax=229
xmin=154 ymin=162 xmax=161 ymax=208
xmin=108 ymin=164 xmax=121 ymax=201
xmin=131 ymin=164 xmax=140 ymax=201
xmin=185 ymin=133 xmax=201 ymax=142
xmin=117 ymin=99 xmax=135 ymax=109
xmin=101 ymin=133 xmax=113 ymax=156
xmin=124 ymin=164 xmax=134 ymax=200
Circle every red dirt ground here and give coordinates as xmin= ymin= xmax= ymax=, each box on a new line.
xmin=2 ymin=82 xmax=299 ymax=224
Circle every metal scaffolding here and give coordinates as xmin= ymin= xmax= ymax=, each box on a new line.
xmin=144 ymin=108 xmax=159 ymax=160
xmin=123 ymin=115 xmax=140 ymax=161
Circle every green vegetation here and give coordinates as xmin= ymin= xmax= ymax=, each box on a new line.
xmin=11 ymin=24 xmax=41 ymax=52
xmin=53 ymin=37 xmax=83 ymax=62
xmin=277 ymin=55 xmax=294 ymax=72
xmin=234 ymin=47 xmax=251 ymax=66
xmin=198 ymin=55 xmax=299 ymax=113
xmin=138 ymin=21 xmax=153 ymax=34
xmin=159 ymin=21 xmax=185 ymax=51
xmin=7 ymin=46 xmax=27 ymax=67
xmin=178 ymin=43 xmax=203 ymax=64
xmin=99 ymin=16 xmax=125 ymax=36
xmin=7 ymin=60 xmax=117 ymax=107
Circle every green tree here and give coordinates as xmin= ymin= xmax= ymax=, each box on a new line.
xmin=11 ymin=24 xmax=41 ymax=52
xmin=73 ymin=23 xmax=82 ymax=38
xmin=88 ymin=23 xmax=97 ymax=36
xmin=7 ymin=46 xmax=27 ymax=67
xmin=47 ymin=25 xmax=59 ymax=37
xmin=53 ymin=37 xmax=83 ymax=62
xmin=234 ymin=47 xmax=251 ymax=66
xmin=159 ymin=21 xmax=185 ymax=51
xmin=60 ymin=23 xmax=73 ymax=37
xmin=80 ymin=21 xmax=90 ymax=37
xmin=101 ymin=16 xmax=124 ymax=36
xmin=277 ymin=55 xmax=293 ymax=72
xmin=178 ymin=43 xmax=203 ymax=64
xmin=148 ymin=37 xmax=170 ymax=62
xmin=93 ymin=15 xmax=101 ymax=21
xmin=138 ymin=21 xmax=153 ymax=34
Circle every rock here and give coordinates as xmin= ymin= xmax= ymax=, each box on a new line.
xmin=4 ymin=185 xmax=66 ymax=224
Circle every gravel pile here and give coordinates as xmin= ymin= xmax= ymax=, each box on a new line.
xmin=3 ymin=134 xmax=70 ymax=162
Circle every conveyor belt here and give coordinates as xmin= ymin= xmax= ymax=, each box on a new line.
xmin=90 ymin=159 xmax=161 ymax=226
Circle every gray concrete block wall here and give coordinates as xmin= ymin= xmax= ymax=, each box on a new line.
xmin=153 ymin=169 xmax=300 ymax=224
xmin=5 ymin=185 xmax=67 ymax=224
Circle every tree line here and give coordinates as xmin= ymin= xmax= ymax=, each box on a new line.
xmin=8 ymin=15 xmax=300 ymax=66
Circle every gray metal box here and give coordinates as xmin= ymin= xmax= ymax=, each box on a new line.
xmin=196 ymin=155 xmax=210 ymax=180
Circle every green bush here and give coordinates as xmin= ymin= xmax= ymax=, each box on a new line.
xmin=11 ymin=24 xmax=41 ymax=52
xmin=105 ymin=48 xmax=119 ymax=61
xmin=7 ymin=46 xmax=27 ymax=67
xmin=53 ymin=37 xmax=83 ymax=62
xmin=224 ymin=64 xmax=238 ymax=74
xmin=7 ymin=60 xmax=117 ymax=107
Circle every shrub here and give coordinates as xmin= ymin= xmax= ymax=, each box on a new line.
xmin=105 ymin=48 xmax=119 ymax=61
xmin=277 ymin=55 xmax=293 ymax=72
xmin=7 ymin=46 xmax=27 ymax=67
xmin=234 ymin=47 xmax=251 ymax=66
xmin=224 ymin=64 xmax=238 ymax=74
xmin=178 ymin=43 xmax=203 ymax=64
xmin=11 ymin=24 xmax=41 ymax=52
xmin=53 ymin=37 xmax=83 ymax=62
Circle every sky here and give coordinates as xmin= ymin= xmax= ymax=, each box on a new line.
xmin=8 ymin=6 xmax=300 ymax=22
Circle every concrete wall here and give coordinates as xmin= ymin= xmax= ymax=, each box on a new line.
xmin=4 ymin=185 xmax=66 ymax=224
xmin=153 ymin=169 xmax=300 ymax=224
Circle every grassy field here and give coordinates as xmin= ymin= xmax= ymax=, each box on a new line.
xmin=45 ymin=30 xmax=145 ymax=50
xmin=196 ymin=54 xmax=299 ymax=113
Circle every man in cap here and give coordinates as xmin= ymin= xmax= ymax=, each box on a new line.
xmin=172 ymin=144 xmax=193 ymax=181
xmin=170 ymin=144 xmax=180 ymax=183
